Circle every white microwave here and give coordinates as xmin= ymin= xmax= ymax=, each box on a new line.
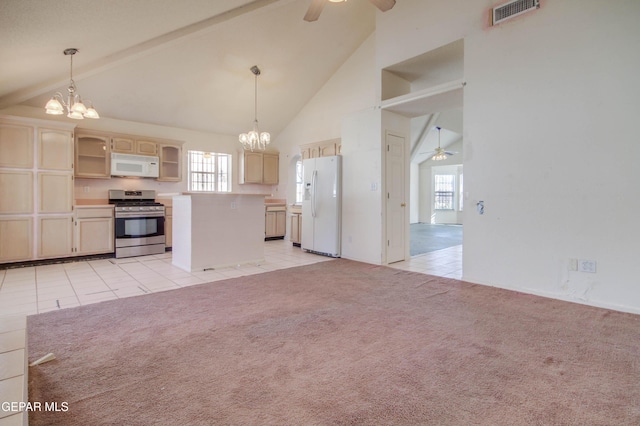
xmin=111 ymin=153 xmax=159 ymax=178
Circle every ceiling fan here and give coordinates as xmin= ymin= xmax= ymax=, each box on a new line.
xmin=420 ymin=127 xmax=458 ymax=161
xmin=304 ymin=0 xmax=396 ymax=22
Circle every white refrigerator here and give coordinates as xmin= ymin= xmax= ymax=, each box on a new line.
xmin=301 ymin=155 xmax=341 ymax=257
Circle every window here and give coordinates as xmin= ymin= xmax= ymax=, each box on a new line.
xmin=295 ymin=159 xmax=304 ymax=204
xmin=434 ymin=174 xmax=455 ymax=210
xmin=187 ymin=150 xmax=231 ymax=192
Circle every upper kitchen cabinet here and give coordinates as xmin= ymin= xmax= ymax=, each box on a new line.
xmin=239 ymin=150 xmax=279 ymax=185
xmin=0 ymin=120 xmax=33 ymax=168
xmin=75 ymin=129 xmax=184 ymax=181
xmin=158 ymin=143 xmax=183 ymax=182
xmin=38 ymin=128 xmax=74 ymax=170
xmin=300 ymin=139 xmax=341 ymax=160
xmin=75 ymin=130 xmax=111 ymax=178
xmin=111 ymin=136 xmax=158 ymax=155
xmin=263 ymin=153 xmax=279 ymax=185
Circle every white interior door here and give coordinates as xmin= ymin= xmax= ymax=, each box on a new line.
xmin=386 ymin=132 xmax=406 ymax=263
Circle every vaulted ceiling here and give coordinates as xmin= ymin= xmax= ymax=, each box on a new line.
xmin=0 ymin=0 xmax=375 ymax=137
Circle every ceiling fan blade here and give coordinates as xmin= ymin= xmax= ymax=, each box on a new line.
xmin=444 ymin=151 xmax=458 ymax=156
xmin=304 ymin=0 xmax=325 ymax=22
xmin=368 ymin=0 xmax=396 ymax=12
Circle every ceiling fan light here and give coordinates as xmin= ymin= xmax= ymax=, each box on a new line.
xmin=45 ymin=97 xmax=64 ymax=115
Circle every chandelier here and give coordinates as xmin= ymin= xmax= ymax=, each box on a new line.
xmin=45 ymin=48 xmax=99 ymax=120
xmin=239 ymin=65 xmax=270 ymax=151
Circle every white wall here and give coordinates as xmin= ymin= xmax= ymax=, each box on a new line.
xmin=271 ymin=34 xmax=381 ymax=263
xmin=377 ymin=0 xmax=640 ymax=313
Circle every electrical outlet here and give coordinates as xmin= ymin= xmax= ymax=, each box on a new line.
xmin=569 ymin=258 xmax=578 ymax=271
xmin=230 ymin=201 xmax=237 ymax=210
xmin=578 ymin=259 xmax=596 ymax=273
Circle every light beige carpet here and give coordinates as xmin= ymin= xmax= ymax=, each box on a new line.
xmin=28 ymin=259 xmax=640 ymax=425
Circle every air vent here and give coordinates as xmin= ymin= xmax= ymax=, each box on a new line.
xmin=492 ymin=0 xmax=540 ymax=26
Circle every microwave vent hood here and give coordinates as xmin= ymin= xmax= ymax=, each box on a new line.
xmin=111 ymin=153 xmax=159 ymax=178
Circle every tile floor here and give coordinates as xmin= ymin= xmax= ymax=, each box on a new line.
xmin=0 ymin=241 xmax=462 ymax=319
xmin=0 ymin=240 xmax=461 ymax=425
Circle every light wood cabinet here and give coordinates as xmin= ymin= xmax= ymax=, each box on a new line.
xmin=111 ymin=136 xmax=135 ymax=153
xmin=136 ymin=139 xmax=158 ymax=155
xmin=0 ymin=121 xmax=33 ymax=168
xmin=0 ymin=171 xmax=33 ymax=214
xmin=290 ymin=211 xmax=302 ymax=246
xmin=164 ymin=205 xmax=173 ymax=248
xmin=265 ymin=205 xmax=286 ymax=239
xmin=239 ymin=150 xmax=279 ymax=185
xmin=159 ymin=144 xmax=182 ymax=182
xmin=38 ymin=128 xmax=74 ymax=170
xmin=75 ymin=131 xmax=110 ymax=178
xmin=300 ymin=138 xmax=341 ymax=160
xmin=38 ymin=172 xmax=73 ymax=213
xmin=74 ymin=206 xmax=114 ymax=255
xmin=111 ymin=136 xmax=158 ymax=155
xmin=39 ymin=217 xmax=71 ymax=258
xmin=240 ymin=151 xmax=264 ymax=184
xmin=0 ymin=217 xmax=33 ymax=263
xmin=0 ymin=116 xmax=75 ymax=264
xmin=263 ymin=153 xmax=279 ymax=185
xmin=39 ymin=216 xmax=73 ymax=258
xmin=77 ymin=130 xmax=183 ymax=181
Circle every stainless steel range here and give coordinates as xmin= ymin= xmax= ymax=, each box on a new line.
xmin=109 ymin=189 xmax=165 ymax=258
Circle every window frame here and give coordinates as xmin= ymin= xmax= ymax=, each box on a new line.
xmin=434 ymin=174 xmax=456 ymax=211
xmin=187 ymin=150 xmax=232 ymax=192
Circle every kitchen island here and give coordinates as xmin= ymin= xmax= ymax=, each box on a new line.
xmin=172 ymin=192 xmax=268 ymax=272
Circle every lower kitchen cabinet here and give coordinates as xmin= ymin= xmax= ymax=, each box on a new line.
xmin=290 ymin=211 xmax=302 ymax=246
xmin=74 ymin=206 xmax=114 ymax=255
xmin=165 ymin=205 xmax=173 ymax=248
xmin=39 ymin=216 xmax=74 ymax=258
xmin=0 ymin=217 xmax=33 ymax=263
xmin=265 ymin=205 xmax=286 ymax=239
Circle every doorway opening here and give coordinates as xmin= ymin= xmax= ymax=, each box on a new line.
xmin=380 ymin=38 xmax=464 ymax=270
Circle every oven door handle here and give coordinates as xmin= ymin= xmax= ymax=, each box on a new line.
xmin=115 ymin=212 xmax=165 ymax=218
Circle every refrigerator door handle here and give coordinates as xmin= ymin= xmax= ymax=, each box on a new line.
xmin=311 ymin=170 xmax=317 ymax=218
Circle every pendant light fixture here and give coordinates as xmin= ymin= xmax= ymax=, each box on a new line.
xmin=45 ymin=48 xmax=99 ymax=120
xmin=239 ymin=65 xmax=270 ymax=151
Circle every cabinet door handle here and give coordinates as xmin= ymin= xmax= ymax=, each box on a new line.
xmin=400 ymin=203 xmax=406 ymax=207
